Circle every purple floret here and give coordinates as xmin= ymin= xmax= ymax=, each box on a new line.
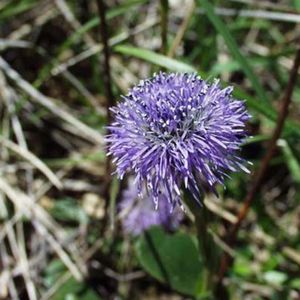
xmin=107 ymin=72 xmax=250 ymax=207
xmin=119 ymin=179 xmax=184 ymax=236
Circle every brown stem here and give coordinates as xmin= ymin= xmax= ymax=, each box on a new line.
xmin=218 ymin=46 xmax=300 ymax=283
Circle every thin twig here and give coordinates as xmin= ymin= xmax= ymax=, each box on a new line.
xmin=218 ymin=46 xmax=300 ymax=282
xmin=160 ymin=0 xmax=169 ymax=54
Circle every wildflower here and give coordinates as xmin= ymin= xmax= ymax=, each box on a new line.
xmin=119 ymin=179 xmax=183 ymax=236
xmin=107 ymin=72 xmax=250 ymax=207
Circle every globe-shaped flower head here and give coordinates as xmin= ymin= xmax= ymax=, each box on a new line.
xmin=107 ymin=72 xmax=250 ymax=207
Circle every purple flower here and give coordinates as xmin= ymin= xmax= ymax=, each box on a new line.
xmin=119 ymin=179 xmax=184 ymax=236
xmin=107 ymin=72 xmax=250 ymax=207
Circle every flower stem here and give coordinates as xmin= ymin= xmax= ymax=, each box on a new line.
xmin=184 ymin=193 xmax=215 ymax=295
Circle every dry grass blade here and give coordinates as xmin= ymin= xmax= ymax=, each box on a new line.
xmin=0 ymin=56 xmax=104 ymax=145
xmin=0 ymin=243 xmax=20 ymax=300
xmin=204 ymin=198 xmax=238 ymax=224
xmin=0 ymin=177 xmax=87 ymax=278
xmin=0 ymin=70 xmax=27 ymax=148
xmin=0 ymin=178 xmax=83 ymax=281
xmin=0 ymin=137 xmax=62 ymax=189
xmin=0 ymin=39 xmax=33 ymax=50
xmin=282 ymin=247 xmax=300 ymax=265
xmin=197 ymin=7 xmax=300 ymax=23
xmin=229 ymin=0 xmax=295 ymax=12
xmin=33 ymin=221 xmax=83 ymax=281
xmin=0 ymin=270 xmax=10 ymax=299
xmin=7 ymin=222 xmax=38 ymax=300
xmin=0 ymin=177 xmax=62 ymax=239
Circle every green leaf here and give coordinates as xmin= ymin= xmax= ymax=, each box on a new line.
xmin=291 ymin=278 xmax=300 ymax=289
xmin=114 ymin=45 xmax=197 ymax=73
xmin=199 ymin=0 xmax=268 ymax=103
xmin=263 ymin=271 xmax=288 ymax=286
xmin=293 ymin=0 xmax=300 ymax=10
xmin=107 ymin=0 xmax=148 ymax=19
xmin=136 ymin=226 xmax=202 ymax=296
xmin=51 ymin=277 xmax=100 ymax=300
xmin=233 ymin=257 xmax=254 ymax=278
xmin=50 ymin=198 xmax=88 ymax=224
xmin=44 ymin=259 xmax=66 ymax=287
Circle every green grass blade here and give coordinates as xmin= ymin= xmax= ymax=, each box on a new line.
xmin=114 ymin=45 xmax=196 ymax=73
xmin=278 ymin=139 xmax=300 ymax=185
xmin=107 ymin=0 xmax=148 ymax=19
xmin=0 ymin=0 xmax=36 ymax=21
xmin=199 ymin=0 xmax=269 ymax=103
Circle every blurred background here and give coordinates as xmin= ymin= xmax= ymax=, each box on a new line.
xmin=0 ymin=0 xmax=300 ymax=299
